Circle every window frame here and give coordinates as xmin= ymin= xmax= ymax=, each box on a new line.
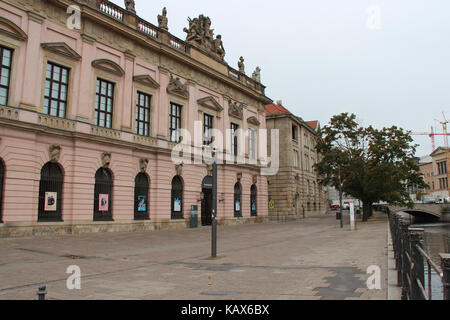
xmin=231 ymin=122 xmax=239 ymax=156
xmin=135 ymin=91 xmax=151 ymax=137
xmin=0 ymin=45 xmax=13 ymax=106
xmin=203 ymin=113 xmax=214 ymax=146
xmin=95 ymin=78 xmax=115 ymax=129
xmin=43 ymin=61 xmax=70 ymax=118
xmin=169 ymin=102 xmax=182 ymax=143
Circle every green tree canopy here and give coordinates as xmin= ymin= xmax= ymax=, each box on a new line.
xmin=315 ymin=113 xmax=426 ymax=221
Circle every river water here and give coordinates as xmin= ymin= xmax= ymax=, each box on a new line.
xmin=410 ymin=222 xmax=450 ymax=300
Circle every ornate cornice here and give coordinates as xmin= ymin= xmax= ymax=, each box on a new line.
xmin=247 ymin=116 xmax=260 ymax=126
xmin=91 ymin=59 xmax=125 ymax=76
xmin=197 ymin=96 xmax=223 ymax=113
xmin=41 ymin=42 xmax=82 ymax=60
xmin=0 ymin=17 xmax=28 ymax=41
xmin=133 ymin=74 xmax=160 ymax=89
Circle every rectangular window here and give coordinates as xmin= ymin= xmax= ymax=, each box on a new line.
xmin=293 ymin=150 xmax=299 ymax=168
xmin=438 ymin=161 xmax=447 ymax=175
xmin=0 ymin=46 xmax=13 ymax=106
xmin=203 ymin=113 xmax=213 ymax=146
xmin=231 ymin=123 xmax=239 ymax=156
xmin=95 ymin=78 xmax=114 ymax=128
xmin=249 ymin=128 xmax=257 ymax=160
xmin=169 ymin=102 xmax=182 ymax=143
xmin=44 ymin=62 xmax=69 ymax=118
xmin=292 ymin=125 xmax=297 ymax=141
xmin=136 ymin=91 xmax=151 ymax=136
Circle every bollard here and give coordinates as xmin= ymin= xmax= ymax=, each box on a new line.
xmin=37 ymin=285 xmax=47 ymax=300
xmin=440 ymin=254 xmax=450 ymax=300
xmin=408 ymin=228 xmax=425 ymax=300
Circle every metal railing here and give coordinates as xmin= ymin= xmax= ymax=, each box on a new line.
xmin=389 ymin=211 xmax=449 ymax=300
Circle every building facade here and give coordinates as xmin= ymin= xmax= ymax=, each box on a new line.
xmin=265 ymin=102 xmax=328 ymax=220
xmin=420 ymin=147 xmax=450 ymax=201
xmin=0 ymin=0 xmax=272 ymax=237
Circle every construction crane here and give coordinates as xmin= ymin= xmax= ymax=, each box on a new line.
xmin=411 ymin=126 xmax=450 ymax=153
xmin=436 ymin=113 xmax=449 ymax=194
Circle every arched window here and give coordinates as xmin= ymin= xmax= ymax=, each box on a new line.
xmin=171 ymin=176 xmax=183 ymax=220
xmin=0 ymin=159 xmax=4 ymax=223
xmin=234 ymin=183 xmax=242 ymax=217
xmin=134 ymin=173 xmax=149 ymax=220
xmin=251 ymin=184 xmax=257 ymax=217
xmin=94 ymin=167 xmax=113 ymax=221
xmin=38 ymin=162 xmax=63 ymax=222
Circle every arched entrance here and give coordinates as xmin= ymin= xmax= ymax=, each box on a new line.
xmin=171 ymin=176 xmax=183 ymax=219
xmin=234 ymin=183 xmax=242 ymax=217
xmin=0 ymin=159 xmax=5 ymax=223
xmin=134 ymin=172 xmax=149 ymax=220
xmin=94 ymin=167 xmax=113 ymax=221
xmin=201 ymin=176 xmax=213 ymax=226
xmin=38 ymin=162 xmax=64 ymax=222
xmin=251 ymin=185 xmax=257 ymax=217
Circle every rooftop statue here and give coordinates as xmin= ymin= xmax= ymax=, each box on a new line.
xmin=238 ymin=56 xmax=245 ymax=74
xmin=252 ymin=66 xmax=261 ymax=83
xmin=124 ymin=0 xmax=136 ymax=14
xmin=183 ymin=15 xmax=226 ymax=61
xmin=158 ymin=7 xmax=168 ymax=31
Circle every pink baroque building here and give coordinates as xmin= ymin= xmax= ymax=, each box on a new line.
xmin=0 ymin=0 xmax=272 ymax=237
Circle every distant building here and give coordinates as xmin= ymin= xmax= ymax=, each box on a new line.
xmin=419 ymin=147 xmax=449 ymax=200
xmin=265 ymin=102 xmax=328 ymax=220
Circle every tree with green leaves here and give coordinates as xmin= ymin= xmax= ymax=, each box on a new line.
xmin=315 ymin=113 xmax=426 ymax=221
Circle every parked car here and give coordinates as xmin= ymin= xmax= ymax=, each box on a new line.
xmin=330 ymin=204 xmax=340 ymax=210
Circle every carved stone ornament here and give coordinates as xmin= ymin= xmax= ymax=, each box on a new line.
xmin=102 ymin=152 xmax=111 ymax=168
xmin=49 ymin=144 xmax=61 ymax=163
xmin=124 ymin=0 xmax=136 ymax=14
xmin=167 ymin=74 xmax=189 ymax=99
xmin=158 ymin=7 xmax=168 ymax=31
xmin=252 ymin=175 xmax=258 ymax=185
xmin=228 ymin=100 xmax=244 ymax=120
xmin=237 ymin=172 xmax=242 ymax=182
xmin=139 ymin=158 xmax=149 ymax=173
xmin=41 ymin=42 xmax=81 ymax=61
xmin=206 ymin=164 xmax=213 ymax=177
xmin=183 ymin=15 xmax=226 ymax=61
xmin=175 ymin=163 xmax=183 ymax=176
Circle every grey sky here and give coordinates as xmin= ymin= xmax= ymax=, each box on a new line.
xmin=111 ymin=0 xmax=450 ymax=156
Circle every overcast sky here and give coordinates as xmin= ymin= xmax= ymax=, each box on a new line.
xmin=110 ymin=0 xmax=449 ymax=157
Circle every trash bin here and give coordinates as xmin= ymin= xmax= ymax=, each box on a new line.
xmin=336 ymin=211 xmax=341 ymax=220
xmin=190 ymin=205 xmax=198 ymax=228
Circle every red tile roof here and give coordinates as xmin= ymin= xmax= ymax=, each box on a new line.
xmin=265 ymin=103 xmax=292 ymax=116
xmin=306 ymin=121 xmax=319 ymax=130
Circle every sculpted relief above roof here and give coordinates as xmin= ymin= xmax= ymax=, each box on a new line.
xmin=183 ymin=15 xmax=225 ymax=62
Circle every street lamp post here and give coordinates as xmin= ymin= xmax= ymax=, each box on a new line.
xmin=338 ymin=165 xmax=344 ymax=228
xmin=211 ymin=149 xmax=218 ymax=258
